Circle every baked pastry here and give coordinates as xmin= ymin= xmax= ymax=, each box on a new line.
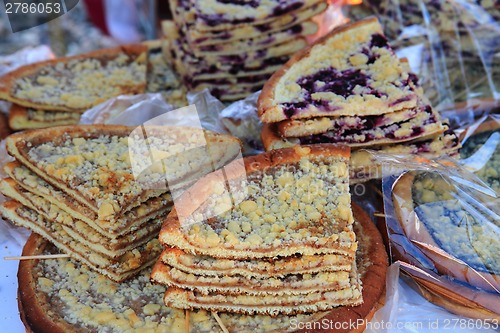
xmin=154 ymin=202 xmax=387 ymax=317
xmin=163 ymin=269 xmax=362 ymax=315
xmin=160 ymin=247 xmax=352 ymax=278
xmin=190 ymin=20 xmax=318 ymax=56
xmin=164 ymin=0 xmax=326 ymax=101
xmin=459 ymin=119 xmax=500 ymax=192
xmin=173 ymin=0 xmax=323 ymax=32
xmin=1 ymin=125 xmax=241 ymax=281
xmin=17 ymin=216 xmax=386 ymax=333
xmin=3 ymin=161 xmax=170 ymax=238
xmin=8 ymin=105 xmax=81 ymax=130
xmin=181 ymin=1 xmax=327 ymax=45
xmin=0 ymin=45 xmax=148 ymax=112
xmin=159 ymin=144 xmax=356 ymax=259
xmin=257 ymin=19 xmax=460 ymax=183
xmin=1 ymin=200 xmax=163 ymax=282
xmin=392 ymin=171 xmax=499 ymax=297
xmin=153 ymin=260 xmax=355 ymax=296
xmin=5 ymin=125 xmax=241 ymax=221
xmin=154 ymin=145 xmax=373 ymax=316
xmin=0 ymin=176 xmax=171 ymax=246
xmin=258 ymin=17 xmax=418 ymax=123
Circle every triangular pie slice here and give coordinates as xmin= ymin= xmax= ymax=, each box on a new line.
xmin=0 ymin=45 xmax=148 ymax=112
xmin=159 ymin=144 xmax=357 ymax=259
xmin=160 ymin=247 xmax=352 ymax=278
xmin=258 ymin=17 xmax=418 ymax=123
xmin=4 ymin=161 xmax=173 ymax=238
xmin=262 ymin=100 xmax=447 ymax=148
xmin=152 ymin=260 xmax=353 ymax=296
xmin=6 ymin=125 xmax=241 ymax=221
xmin=0 ymin=201 xmax=162 ymax=282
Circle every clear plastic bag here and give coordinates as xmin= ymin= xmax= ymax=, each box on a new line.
xmin=371 ymin=114 xmax=499 ymax=320
xmin=345 ymin=0 xmax=500 ymax=115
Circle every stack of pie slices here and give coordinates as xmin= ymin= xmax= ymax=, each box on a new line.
xmin=0 ymin=125 xmax=241 ymax=281
xmin=162 ymin=0 xmax=327 ymax=101
xmin=152 ymin=145 xmax=365 ymax=315
xmin=258 ymin=17 xmax=461 ymax=182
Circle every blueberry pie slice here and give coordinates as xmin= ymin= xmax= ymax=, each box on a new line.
xmin=258 ymin=17 xmax=418 ymax=123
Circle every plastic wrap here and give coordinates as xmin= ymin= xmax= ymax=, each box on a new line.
xmin=371 ymin=114 xmax=499 ymax=321
xmin=345 ymin=0 xmax=500 ymax=116
xmin=80 ymin=89 xmax=265 ymax=155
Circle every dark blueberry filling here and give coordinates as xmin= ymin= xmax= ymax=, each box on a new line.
xmin=255 ymin=23 xmax=271 ymax=32
xmin=298 ymin=68 xmax=369 ymax=98
xmin=407 ymin=72 xmax=419 ymax=86
xmin=282 ymin=68 xmax=392 ymax=117
xmin=289 ymin=24 xmax=303 ymax=34
xmin=200 ymin=13 xmax=255 ymax=27
xmin=260 ymin=36 xmax=275 ymax=44
xmin=199 ymin=44 xmax=221 ymax=52
xmin=369 ymin=33 xmax=389 ymax=49
xmin=297 ymin=106 xmax=434 ymax=144
xmin=216 ymin=0 xmax=259 ymax=8
xmin=199 ymin=0 xmax=302 ymax=26
xmin=273 ymin=1 xmax=303 ymax=16
xmin=256 ymin=49 xmax=268 ymax=58
xmin=389 ymin=95 xmax=413 ymax=107
xmin=360 ymin=47 xmax=379 ymax=65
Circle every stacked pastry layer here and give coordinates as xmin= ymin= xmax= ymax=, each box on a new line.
xmin=152 ymin=145 xmax=364 ymax=315
xmin=258 ymin=18 xmax=460 ymax=182
xmin=0 ymin=125 xmax=241 ymax=281
xmin=2 ymin=42 xmax=187 ymax=130
xmin=0 ymin=44 xmax=148 ymax=130
xmin=162 ymin=0 xmax=327 ymax=101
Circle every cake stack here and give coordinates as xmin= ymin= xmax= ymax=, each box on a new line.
xmin=162 ymin=0 xmax=328 ymax=102
xmin=0 ymin=125 xmax=241 ymax=281
xmin=152 ymin=145 xmax=364 ymax=315
xmin=258 ymin=18 xmax=460 ymax=182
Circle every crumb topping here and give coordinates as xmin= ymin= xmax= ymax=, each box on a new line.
xmin=183 ymin=156 xmax=356 ymax=251
xmin=34 ymin=247 xmax=316 ymax=332
xmin=26 ymin=130 xmax=235 ymax=220
xmin=13 ymin=53 xmax=146 ymax=110
xmin=413 ymin=173 xmax=499 ymax=274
